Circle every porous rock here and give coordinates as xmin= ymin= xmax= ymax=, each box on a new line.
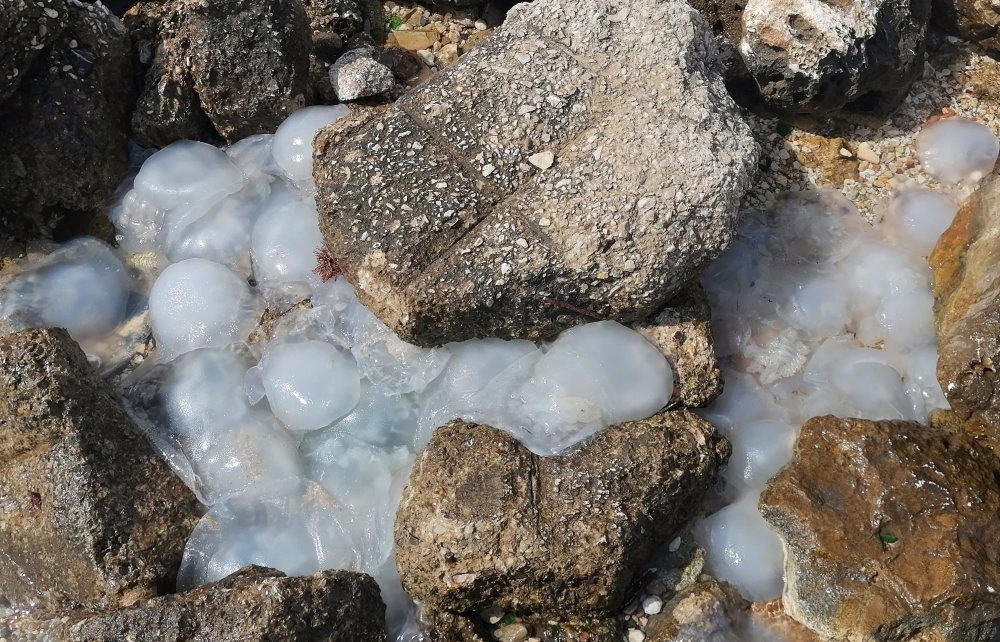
xmin=930 ymin=176 xmax=1000 ymax=451
xmin=0 ymin=328 xmax=201 ymax=611
xmin=330 ymin=48 xmax=395 ymax=101
xmin=739 ymin=0 xmax=931 ymax=115
xmin=302 ymin=0 xmax=366 ymax=41
xmin=314 ymin=0 xmax=757 ymax=346
xmin=128 ymin=0 xmax=310 ymax=145
xmin=0 ymin=0 xmax=66 ymax=103
xmin=932 ymin=0 xmax=1000 ymax=53
xmin=0 ymin=1 xmax=134 ymax=239
xmin=2 ymin=566 xmax=388 ymax=641
xmin=759 ymin=416 xmax=1000 ymax=641
xmin=394 ymin=412 xmax=730 ymax=617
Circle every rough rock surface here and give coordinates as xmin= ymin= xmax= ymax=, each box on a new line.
xmin=314 ymin=0 xmax=757 ymax=346
xmin=739 ymin=0 xmax=931 ymax=114
xmin=0 ymin=2 xmax=134 ymax=239
xmin=395 ymin=412 xmax=730 ymax=617
xmin=933 ymin=0 xmax=1000 ymax=53
xmin=644 ymin=579 xmax=745 ymax=642
xmin=331 ymin=49 xmax=395 ymax=101
xmin=128 ymin=0 xmax=310 ymax=145
xmin=635 ymin=286 xmax=722 ymax=408
xmin=0 ymin=0 xmax=66 ymax=103
xmin=0 ymin=328 xmax=201 ymax=611
xmin=2 ymin=566 xmax=388 ymax=641
xmin=930 ymin=176 xmax=1000 ymax=451
xmin=303 ymin=0 xmax=366 ymax=39
xmin=759 ymin=416 xmax=1000 ymax=642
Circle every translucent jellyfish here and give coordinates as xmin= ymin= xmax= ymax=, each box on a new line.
xmin=246 ymin=339 xmax=362 ymax=432
xmin=881 ymin=188 xmax=959 ymax=257
xmin=250 ymin=198 xmax=324 ymax=303
xmin=698 ymin=369 xmax=788 ymax=432
xmin=518 ymin=321 xmax=673 ymax=456
xmin=775 ymin=272 xmax=851 ymax=339
xmin=696 ymin=494 xmax=785 ymax=601
xmin=123 ymin=347 xmax=303 ymax=504
xmin=107 ymin=189 xmax=166 ymax=254
xmin=321 ymin=379 xmax=420 ymax=449
xmin=149 ymin=258 xmax=263 ymax=361
xmin=226 ymin=133 xmax=280 ymax=180
xmin=177 ymin=479 xmax=358 ymax=591
xmin=0 ymin=238 xmax=130 ymax=344
xmin=807 ymin=342 xmax=912 ymax=421
xmin=271 ymin=105 xmax=352 ymax=185
xmin=838 ymin=240 xmax=931 ymax=321
xmin=721 ymin=419 xmax=797 ymax=491
xmin=915 ymin=118 xmax=1000 ymax=185
xmin=856 ymin=289 xmax=936 ymax=353
xmin=902 ymin=345 xmax=949 ymax=422
xmin=133 ymin=140 xmax=245 ymax=210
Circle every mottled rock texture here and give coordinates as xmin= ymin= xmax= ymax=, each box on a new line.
xmin=933 ymin=0 xmax=1000 ymax=53
xmin=930 ymin=177 xmax=1000 ymax=451
xmin=314 ymin=0 xmax=757 ymax=346
xmin=759 ymin=416 xmax=1000 ymax=642
xmin=2 ymin=566 xmax=388 ymax=641
xmin=0 ymin=1 xmax=134 ymax=239
xmin=740 ymin=0 xmax=931 ymax=115
xmin=128 ymin=0 xmax=310 ymax=145
xmin=0 ymin=328 xmax=201 ymax=611
xmin=644 ymin=579 xmax=745 ymax=642
xmin=395 ymin=412 xmax=730 ymax=617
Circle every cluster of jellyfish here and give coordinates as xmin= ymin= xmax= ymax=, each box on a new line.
xmin=0 ymin=105 xmax=676 ymax=636
xmin=693 ymin=117 xmax=1000 ymax=603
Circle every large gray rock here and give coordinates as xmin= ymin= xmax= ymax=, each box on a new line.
xmin=2 ymin=566 xmax=388 ymax=641
xmin=0 ymin=1 xmax=134 ymax=240
xmin=314 ymin=0 xmax=758 ymax=346
xmin=0 ymin=328 xmax=201 ymax=611
xmin=394 ymin=412 xmax=730 ymax=617
xmin=739 ymin=0 xmax=931 ymax=115
xmin=129 ymin=0 xmax=310 ymax=145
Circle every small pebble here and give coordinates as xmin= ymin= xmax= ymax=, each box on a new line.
xmin=481 ymin=606 xmax=505 ymax=625
xmin=641 ymin=595 xmax=663 ymax=615
xmin=627 ymin=628 xmax=646 ymax=642
xmin=528 ymin=151 xmax=555 ymax=170
xmin=497 ymin=623 xmax=529 ymax=642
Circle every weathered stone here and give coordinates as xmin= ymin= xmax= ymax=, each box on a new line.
xmin=330 ymin=48 xmax=395 ymax=101
xmin=394 ymin=412 xmax=730 ymax=617
xmin=314 ymin=0 xmax=757 ymax=346
xmin=2 ymin=566 xmax=388 ymax=641
xmin=644 ymin=579 xmax=746 ymax=642
xmin=0 ymin=328 xmax=201 ymax=611
xmin=635 ymin=286 xmax=722 ymax=408
xmin=0 ymin=0 xmax=66 ymax=103
xmin=759 ymin=416 xmax=1000 ymax=642
xmin=303 ymin=0 xmax=366 ymax=40
xmin=933 ymin=0 xmax=1000 ymax=53
xmin=0 ymin=2 xmax=134 ymax=239
xmin=739 ymin=0 xmax=931 ymax=115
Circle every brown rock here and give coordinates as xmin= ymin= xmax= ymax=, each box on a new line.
xmin=929 ymin=176 xmax=1000 ymax=450
xmin=759 ymin=416 xmax=1000 ymax=642
xmin=390 ymin=28 xmax=440 ymax=51
xmin=644 ymin=579 xmax=746 ymax=642
xmin=2 ymin=566 xmax=388 ymax=641
xmin=635 ymin=286 xmax=722 ymax=408
xmin=394 ymin=412 xmax=730 ymax=617
xmin=0 ymin=328 xmax=201 ymax=611
xmin=932 ymin=0 xmax=1000 ymax=54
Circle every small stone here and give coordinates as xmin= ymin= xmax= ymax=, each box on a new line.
xmin=839 ymin=147 xmax=854 ymax=157
xmin=392 ymin=29 xmax=439 ymax=52
xmin=856 ymin=143 xmax=881 ymax=163
xmin=416 ymin=49 xmax=436 ymax=67
xmin=482 ymin=164 xmax=496 ymax=177
xmin=497 ymin=623 xmax=529 ymax=642
xmin=641 ymin=595 xmax=663 ymax=615
xmin=437 ymin=43 xmax=460 ymax=67
xmin=329 ymin=50 xmax=395 ymax=101
xmin=480 ymin=605 xmax=505 ymax=624
xmin=528 ymin=151 xmax=555 ymax=170
xmin=627 ymin=628 xmax=646 ymax=642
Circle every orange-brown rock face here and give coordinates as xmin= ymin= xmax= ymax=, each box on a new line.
xmin=759 ymin=416 xmax=1000 ymax=642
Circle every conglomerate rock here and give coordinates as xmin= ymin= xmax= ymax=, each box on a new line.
xmin=0 ymin=328 xmax=201 ymax=611
xmin=0 ymin=1 xmax=134 ymax=239
xmin=314 ymin=0 xmax=758 ymax=346
xmin=759 ymin=416 xmax=1000 ymax=642
xmin=394 ymin=412 xmax=730 ymax=617
xmin=0 ymin=0 xmax=66 ymax=103
xmin=930 ymin=176 xmax=1000 ymax=451
xmin=739 ymin=0 xmax=931 ymax=115
xmin=2 ymin=566 xmax=388 ymax=642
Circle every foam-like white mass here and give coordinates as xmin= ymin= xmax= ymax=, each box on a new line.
xmin=271 ymin=105 xmax=351 ymax=185
xmin=915 ymin=118 xmax=1000 ymax=185
xmin=134 ymin=140 xmax=245 ymax=210
xmin=149 ymin=259 xmax=262 ymax=361
xmin=0 ymin=238 xmax=130 ymax=344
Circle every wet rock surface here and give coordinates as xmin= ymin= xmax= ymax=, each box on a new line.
xmin=2 ymin=566 xmax=388 ymax=641
xmin=759 ymin=416 xmax=1000 ymax=642
xmin=739 ymin=0 xmax=931 ymax=115
xmin=128 ymin=0 xmax=310 ymax=145
xmin=931 ymin=176 xmax=1000 ymax=450
xmin=314 ymin=0 xmax=757 ymax=346
xmin=0 ymin=1 xmax=134 ymax=239
xmin=0 ymin=328 xmax=201 ymax=611
xmin=394 ymin=412 xmax=730 ymax=617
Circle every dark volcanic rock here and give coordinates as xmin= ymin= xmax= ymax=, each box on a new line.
xmin=739 ymin=0 xmax=931 ymax=115
xmin=930 ymin=177 xmax=1000 ymax=451
xmin=314 ymin=0 xmax=757 ymax=346
xmin=3 ymin=566 xmax=388 ymax=641
xmin=0 ymin=0 xmax=66 ymax=103
xmin=128 ymin=0 xmax=311 ymax=145
xmin=303 ymin=0 xmax=366 ymax=40
xmin=0 ymin=2 xmax=134 ymax=239
xmin=394 ymin=412 xmax=730 ymax=617
xmin=0 ymin=328 xmax=201 ymax=611
xmin=759 ymin=416 xmax=1000 ymax=642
